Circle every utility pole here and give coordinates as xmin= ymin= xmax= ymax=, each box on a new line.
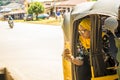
xmin=24 ymin=0 xmax=28 ymax=14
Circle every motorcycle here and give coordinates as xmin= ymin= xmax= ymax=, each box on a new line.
xmin=8 ymin=20 xmax=14 ymax=29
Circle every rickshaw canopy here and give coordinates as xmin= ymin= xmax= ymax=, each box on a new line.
xmin=62 ymin=0 xmax=120 ymax=41
xmin=72 ymin=0 xmax=120 ymax=21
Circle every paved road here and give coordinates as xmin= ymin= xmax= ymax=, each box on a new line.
xmin=0 ymin=21 xmax=64 ymax=80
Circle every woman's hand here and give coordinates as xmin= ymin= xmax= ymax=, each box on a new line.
xmin=72 ymin=57 xmax=84 ymax=66
xmin=62 ymin=48 xmax=84 ymax=66
xmin=62 ymin=48 xmax=73 ymax=61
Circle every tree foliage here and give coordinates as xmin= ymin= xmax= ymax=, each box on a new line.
xmin=28 ymin=2 xmax=45 ymax=19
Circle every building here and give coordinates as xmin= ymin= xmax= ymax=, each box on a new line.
xmin=55 ymin=0 xmax=89 ymax=15
xmin=0 ymin=2 xmax=25 ymax=20
xmin=24 ymin=0 xmax=89 ymax=16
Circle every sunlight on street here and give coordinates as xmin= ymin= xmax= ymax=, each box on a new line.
xmin=0 ymin=21 xmax=64 ymax=80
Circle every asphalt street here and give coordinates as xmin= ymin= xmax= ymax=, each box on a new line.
xmin=0 ymin=21 xmax=64 ymax=80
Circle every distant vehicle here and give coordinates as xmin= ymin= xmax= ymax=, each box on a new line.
xmin=8 ymin=20 xmax=14 ymax=28
xmin=37 ymin=14 xmax=49 ymax=19
xmin=24 ymin=14 xmax=33 ymax=21
xmin=8 ymin=16 xmax=14 ymax=29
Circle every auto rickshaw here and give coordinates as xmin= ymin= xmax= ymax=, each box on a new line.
xmin=62 ymin=0 xmax=120 ymax=80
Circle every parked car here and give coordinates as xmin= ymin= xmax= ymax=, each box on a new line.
xmin=24 ymin=14 xmax=33 ymax=21
xmin=37 ymin=14 xmax=49 ymax=19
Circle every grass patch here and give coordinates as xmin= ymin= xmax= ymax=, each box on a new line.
xmin=11 ymin=17 xmax=63 ymax=26
xmin=18 ymin=17 xmax=63 ymax=26
xmin=14 ymin=20 xmax=24 ymax=22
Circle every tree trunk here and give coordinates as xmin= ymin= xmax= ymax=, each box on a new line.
xmin=36 ymin=14 xmax=38 ymax=20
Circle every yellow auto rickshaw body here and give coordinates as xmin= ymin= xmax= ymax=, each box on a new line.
xmin=62 ymin=0 xmax=120 ymax=80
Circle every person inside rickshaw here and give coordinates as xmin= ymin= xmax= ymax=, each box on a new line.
xmin=63 ymin=17 xmax=119 ymax=80
xmin=103 ymin=17 xmax=119 ymax=66
xmin=63 ymin=18 xmax=91 ymax=80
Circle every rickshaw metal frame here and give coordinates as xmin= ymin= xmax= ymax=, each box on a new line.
xmin=62 ymin=0 xmax=120 ymax=80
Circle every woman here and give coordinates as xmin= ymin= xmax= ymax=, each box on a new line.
xmin=63 ymin=18 xmax=91 ymax=80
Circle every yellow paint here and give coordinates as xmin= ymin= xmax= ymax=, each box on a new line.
xmin=91 ymin=74 xmax=118 ymax=80
xmin=62 ymin=57 xmax=72 ymax=80
xmin=91 ymin=66 xmax=95 ymax=78
xmin=63 ymin=41 xmax=72 ymax=80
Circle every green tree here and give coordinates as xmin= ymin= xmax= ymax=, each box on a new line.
xmin=28 ymin=2 xmax=45 ymax=20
